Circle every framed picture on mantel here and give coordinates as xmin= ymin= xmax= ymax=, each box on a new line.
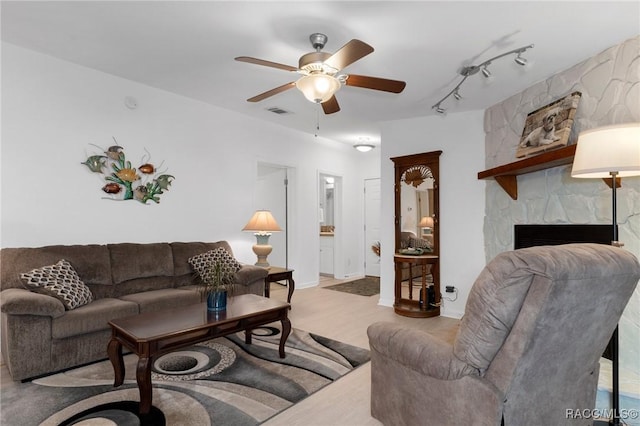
xmin=516 ymin=91 xmax=581 ymax=158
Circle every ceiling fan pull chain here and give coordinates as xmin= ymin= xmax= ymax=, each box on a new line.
xmin=315 ymin=107 xmax=320 ymax=137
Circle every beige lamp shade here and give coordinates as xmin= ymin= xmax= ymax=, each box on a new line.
xmin=571 ymin=123 xmax=640 ymax=178
xmin=419 ymin=216 xmax=434 ymax=228
xmin=242 ymin=210 xmax=282 ymax=234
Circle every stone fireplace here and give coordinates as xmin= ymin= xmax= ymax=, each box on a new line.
xmin=483 ymin=36 xmax=639 ymax=386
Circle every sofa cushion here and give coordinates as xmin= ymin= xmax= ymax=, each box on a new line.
xmin=188 ymin=247 xmax=242 ymax=283
xmin=20 ymin=260 xmax=94 ymax=310
xmin=1 ymin=245 xmax=112 ymax=291
xmin=52 ymin=297 xmax=139 ymax=339
xmin=119 ymin=288 xmax=201 ymax=313
xmin=108 ymin=243 xmax=174 ymax=285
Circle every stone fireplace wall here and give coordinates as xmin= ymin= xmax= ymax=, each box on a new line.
xmin=483 ymin=36 xmax=639 ymax=377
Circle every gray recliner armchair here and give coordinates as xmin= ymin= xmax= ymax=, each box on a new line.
xmin=368 ymin=243 xmax=640 ymax=426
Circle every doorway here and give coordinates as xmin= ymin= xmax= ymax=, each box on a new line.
xmin=364 ymin=178 xmax=381 ymax=277
xmin=319 ymin=172 xmax=342 ymax=278
xmin=256 ymin=163 xmax=291 ymax=268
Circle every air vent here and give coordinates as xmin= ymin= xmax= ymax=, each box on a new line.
xmin=266 ymin=107 xmax=292 ymax=115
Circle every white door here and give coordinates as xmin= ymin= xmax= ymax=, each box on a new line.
xmin=364 ymin=178 xmax=381 ymax=277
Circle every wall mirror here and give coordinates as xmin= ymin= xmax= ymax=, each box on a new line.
xmin=391 ymin=150 xmax=441 ymax=317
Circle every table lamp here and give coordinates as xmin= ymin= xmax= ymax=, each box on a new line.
xmin=571 ymin=122 xmax=640 ymax=426
xmin=242 ymin=210 xmax=282 ymax=268
xmin=418 ymin=216 xmax=434 ymax=234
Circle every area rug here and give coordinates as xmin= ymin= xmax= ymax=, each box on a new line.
xmin=324 ymin=276 xmax=380 ymax=296
xmin=0 ymin=324 xmax=370 ymax=426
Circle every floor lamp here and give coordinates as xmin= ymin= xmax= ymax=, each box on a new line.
xmin=571 ymin=123 xmax=640 ymax=426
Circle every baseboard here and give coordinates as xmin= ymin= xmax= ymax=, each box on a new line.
xmin=440 ymin=308 xmax=464 ymax=319
xmin=377 ymin=296 xmax=394 ymax=307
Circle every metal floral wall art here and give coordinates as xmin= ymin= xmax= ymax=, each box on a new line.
xmin=82 ymin=141 xmax=175 ymax=204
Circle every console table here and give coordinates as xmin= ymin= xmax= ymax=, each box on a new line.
xmin=394 ymin=254 xmax=439 ymax=318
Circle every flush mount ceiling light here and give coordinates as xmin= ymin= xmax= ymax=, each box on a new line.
xmin=432 ymin=44 xmax=534 ymax=115
xmin=354 ymin=143 xmax=375 ymax=152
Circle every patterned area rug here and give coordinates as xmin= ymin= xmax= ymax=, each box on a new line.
xmin=324 ymin=276 xmax=380 ymax=296
xmin=0 ymin=325 xmax=370 ymax=426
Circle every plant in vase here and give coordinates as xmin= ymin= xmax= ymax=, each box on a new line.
xmin=196 ymin=260 xmax=235 ymax=312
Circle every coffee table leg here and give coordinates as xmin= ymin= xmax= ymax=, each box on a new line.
xmin=107 ymin=337 xmax=124 ymax=387
xmin=136 ymin=356 xmax=153 ymax=414
xmin=279 ymin=317 xmax=291 ymax=358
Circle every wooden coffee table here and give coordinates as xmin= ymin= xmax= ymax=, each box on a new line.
xmin=107 ymin=294 xmax=291 ymax=414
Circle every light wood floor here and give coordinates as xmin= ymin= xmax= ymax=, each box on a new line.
xmin=262 ymin=276 xmax=460 ymax=426
xmin=0 ymin=276 xmax=461 ymax=425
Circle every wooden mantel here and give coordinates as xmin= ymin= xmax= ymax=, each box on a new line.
xmin=478 ymin=145 xmax=577 ymax=200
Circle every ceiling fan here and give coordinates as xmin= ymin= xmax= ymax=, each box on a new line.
xmin=235 ymin=33 xmax=406 ymax=114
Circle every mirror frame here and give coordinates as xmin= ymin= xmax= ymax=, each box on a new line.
xmin=392 ymin=150 xmax=442 ymax=255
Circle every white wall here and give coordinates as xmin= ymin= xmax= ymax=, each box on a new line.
xmin=380 ymin=110 xmax=486 ymax=318
xmin=0 ymin=42 xmax=379 ymax=287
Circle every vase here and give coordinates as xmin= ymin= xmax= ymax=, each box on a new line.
xmin=206 ymin=290 xmax=227 ymax=312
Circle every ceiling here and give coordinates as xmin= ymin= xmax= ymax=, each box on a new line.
xmin=2 ymin=1 xmax=638 ymax=147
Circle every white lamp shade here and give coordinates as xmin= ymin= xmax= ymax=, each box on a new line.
xmin=295 ymin=74 xmax=341 ymax=103
xmin=242 ymin=210 xmax=282 ymax=233
xmin=571 ymin=123 xmax=640 ymax=178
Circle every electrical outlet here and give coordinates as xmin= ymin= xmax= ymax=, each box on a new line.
xmin=445 ymin=286 xmax=456 ymax=293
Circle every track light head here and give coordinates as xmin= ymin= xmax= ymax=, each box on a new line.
xmin=453 ymin=89 xmax=462 ymax=100
xmin=481 ymin=66 xmax=491 ymax=78
xmin=514 ymin=54 xmax=527 ymax=66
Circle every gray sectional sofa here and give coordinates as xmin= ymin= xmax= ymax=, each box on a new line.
xmin=0 ymin=241 xmax=268 ymax=381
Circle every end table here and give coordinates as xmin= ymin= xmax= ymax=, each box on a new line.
xmin=265 ymin=267 xmax=294 ymax=307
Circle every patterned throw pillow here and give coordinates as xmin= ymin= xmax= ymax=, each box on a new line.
xmin=20 ymin=259 xmax=94 ymax=310
xmin=188 ymin=247 xmax=242 ymax=283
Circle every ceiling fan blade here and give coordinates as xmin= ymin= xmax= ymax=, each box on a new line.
xmin=345 ymin=74 xmax=406 ymax=93
xmin=247 ymin=82 xmax=296 ymax=102
xmin=323 ymin=39 xmax=374 ymax=71
xmin=321 ymin=96 xmax=340 ymax=114
xmin=235 ymin=56 xmax=298 ymax=72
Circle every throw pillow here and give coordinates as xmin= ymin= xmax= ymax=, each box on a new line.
xmin=410 ymin=236 xmax=432 ymax=250
xmin=189 ymin=247 xmax=242 ymax=282
xmin=20 ymin=259 xmax=94 ymax=310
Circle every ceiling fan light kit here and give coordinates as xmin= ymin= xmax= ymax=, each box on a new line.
xmin=295 ymin=74 xmax=341 ymax=103
xmin=432 ymin=44 xmax=534 ymax=115
xmin=235 ymin=33 xmax=406 ymax=115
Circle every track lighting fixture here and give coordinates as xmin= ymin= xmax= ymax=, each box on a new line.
xmin=431 ymin=44 xmax=533 ymax=114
